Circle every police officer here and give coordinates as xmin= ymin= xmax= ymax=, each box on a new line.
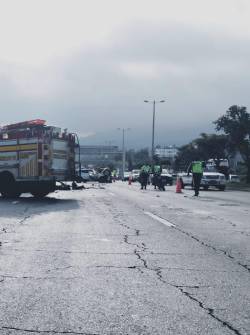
xmin=139 ymin=165 xmax=150 ymax=190
xmin=111 ymin=169 xmax=117 ymax=182
xmin=188 ymin=161 xmax=205 ymax=196
xmin=152 ymin=165 xmax=162 ymax=190
xmin=154 ymin=165 xmax=162 ymax=174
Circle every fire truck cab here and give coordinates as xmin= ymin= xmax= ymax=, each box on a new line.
xmin=0 ymin=120 xmax=78 ymax=198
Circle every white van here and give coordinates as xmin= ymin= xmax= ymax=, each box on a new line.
xmin=201 ymin=172 xmax=226 ymax=191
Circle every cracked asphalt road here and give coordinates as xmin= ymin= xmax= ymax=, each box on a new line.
xmin=0 ymin=182 xmax=249 ymax=334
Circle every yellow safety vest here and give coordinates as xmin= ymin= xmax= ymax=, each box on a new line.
xmin=192 ymin=161 xmax=203 ymax=173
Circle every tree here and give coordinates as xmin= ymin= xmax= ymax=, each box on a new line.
xmin=125 ymin=148 xmax=150 ymax=170
xmin=133 ymin=148 xmax=150 ymax=168
xmin=174 ymin=133 xmax=228 ymax=171
xmin=175 ymin=143 xmax=201 ymax=171
xmin=214 ymin=105 xmax=250 ymax=183
xmin=195 ymin=133 xmax=228 ymax=160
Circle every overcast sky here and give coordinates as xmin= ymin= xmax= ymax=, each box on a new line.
xmin=0 ymin=0 xmax=250 ymax=148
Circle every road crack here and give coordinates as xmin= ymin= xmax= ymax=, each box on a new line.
xmin=46 ymin=266 xmax=73 ymax=273
xmin=1 ymin=326 xmax=99 ymax=334
xmin=177 ymin=289 xmax=243 ymax=335
xmin=150 ymin=260 xmax=244 ymax=335
xmin=124 ymin=231 xmax=244 ymax=335
xmin=174 ymin=226 xmax=250 ymax=273
xmin=123 ymin=234 xmax=141 ymax=249
xmin=19 ymin=215 xmax=31 ymax=225
xmin=134 ymin=249 xmax=148 ymax=268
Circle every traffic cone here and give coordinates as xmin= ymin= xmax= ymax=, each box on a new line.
xmin=176 ymin=177 xmax=182 ymax=193
xmin=128 ymin=175 xmax=132 ymax=185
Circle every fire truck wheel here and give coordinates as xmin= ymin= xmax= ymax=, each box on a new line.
xmin=31 ymin=191 xmax=50 ymax=198
xmin=0 ymin=172 xmax=20 ymax=198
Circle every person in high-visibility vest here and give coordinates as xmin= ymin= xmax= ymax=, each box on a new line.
xmin=187 ymin=161 xmax=206 ymax=196
xmin=153 ymin=165 xmax=162 ymax=174
xmin=152 ymin=165 xmax=162 ymax=190
xmin=111 ymin=170 xmax=117 ymax=182
xmin=139 ymin=165 xmax=150 ymax=190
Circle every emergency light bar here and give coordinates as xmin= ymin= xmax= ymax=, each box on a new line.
xmin=2 ymin=119 xmax=46 ymax=131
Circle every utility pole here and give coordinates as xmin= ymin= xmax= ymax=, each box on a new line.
xmin=122 ymin=128 xmax=125 ymax=181
xmin=144 ymin=99 xmax=165 ymax=168
xmin=117 ymin=128 xmax=130 ymax=180
xmin=152 ymin=100 xmax=156 ymax=160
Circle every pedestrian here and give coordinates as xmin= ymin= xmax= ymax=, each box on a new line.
xmin=139 ymin=165 xmax=150 ymax=190
xmin=111 ymin=169 xmax=117 ymax=182
xmin=152 ymin=165 xmax=163 ymax=190
xmin=187 ymin=161 xmax=205 ymax=196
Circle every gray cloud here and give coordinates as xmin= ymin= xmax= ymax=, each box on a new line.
xmin=1 ymin=20 xmax=250 ymax=148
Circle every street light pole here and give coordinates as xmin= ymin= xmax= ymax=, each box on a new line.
xmin=122 ymin=129 xmax=125 ymax=181
xmin=152 ymin=100 xmax=155 ymax=160
xmin=144 ymin=99 xmax=165 ymax=165
xmin=117 ymin=128 xmax=130 ymax=180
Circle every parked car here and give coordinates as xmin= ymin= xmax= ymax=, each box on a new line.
xmin=171 ymin=173 xmax=177 ymax=180
xmin=229 ymin=174 xmax=240 ymax=183
xmin=161 ymin=169 xmax=173 ymax=186
xmin=201 ymin=172 xmax=226 ymax=191
xmin=131 ymin=169 xmax=140 ymax=182
xmin=123 ymin=171 xmax=131 ymax=181
xmin=81 ymin=168 xmax=95 ymax=182
xmin=178 ymin=171 xmax=226 ymax=191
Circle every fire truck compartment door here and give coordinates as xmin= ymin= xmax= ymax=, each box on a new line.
xmin=51 ymin=140 xmax=69 ymax=170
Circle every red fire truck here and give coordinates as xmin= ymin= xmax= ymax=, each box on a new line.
xmin=0 ymin=120 xmax=80 ymax=198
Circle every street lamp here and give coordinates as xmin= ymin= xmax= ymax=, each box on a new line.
xmin=144 ymin=99 xmax=165 ymax=162
xmin=117 ymin=128 xmax=130 ymax=180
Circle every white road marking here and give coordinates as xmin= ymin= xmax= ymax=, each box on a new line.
xmin=108 ymin=192 xmax=115 ymax=196
xmin=144 ymin=211 xmax=175 ymax=227
xmin=192 ymin=209 xmax=211 ymax=215
xmin=93 ymin=238 xmax=111 ymax=242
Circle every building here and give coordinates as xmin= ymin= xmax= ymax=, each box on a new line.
xmin=155 ymin=145 xmax=179 ymax=161
xmin=79 ymin=145 xmax=121 ymax=167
